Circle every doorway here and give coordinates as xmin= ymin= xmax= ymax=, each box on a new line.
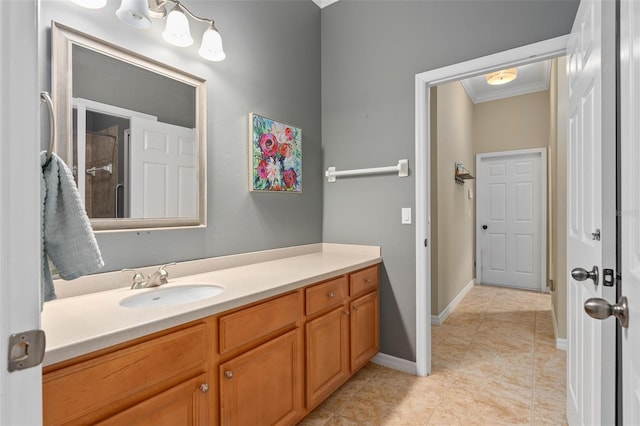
xmin=414 ymin=36 xmax=569 ymax=376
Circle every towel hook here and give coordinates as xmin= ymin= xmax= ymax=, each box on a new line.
xmin=40 ymin=91 xmax=55 ymax=169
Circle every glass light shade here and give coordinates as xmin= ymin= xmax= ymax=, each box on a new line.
xmin=116 ymin=0 xmax=152 ymax=29
xmin=162 ymin=8 xmax=193 ymax=47
xmin=486 ymin=68 xmax=518 ymax=85
xmin=198 ymin=27 xmax=226 ymax=61
xmin=69 ymin=0 xmax=107 ymax=9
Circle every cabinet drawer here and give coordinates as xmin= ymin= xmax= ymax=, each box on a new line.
xmin=349 ymin=265 xmax=379 ymax=296
xmin=219 ymin=291 xmax=301 ymax=355
xmin=305 ymin=276 xmax=347 ymax=316
xmin=43 ymin=323 xmax=208 ymax=425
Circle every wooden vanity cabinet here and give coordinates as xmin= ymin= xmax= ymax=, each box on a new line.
xmin=43 ymin=264 xmax=379 ymax=426
xmin=218 ymin=290 xmax=304 ymax=425
xmin=350 ymin=290 xmax=380 ymax=372
xmin=304 ymin=276 xmax=350 ymax=409
xmin=42 ymin=320 xmax=215 ymax=426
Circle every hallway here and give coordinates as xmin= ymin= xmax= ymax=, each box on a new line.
xmin=299 ymin=285 xmax=567 ymax=425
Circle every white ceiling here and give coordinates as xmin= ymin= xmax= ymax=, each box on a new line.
xmin=460 ymin=60 xmax=552 ymax=104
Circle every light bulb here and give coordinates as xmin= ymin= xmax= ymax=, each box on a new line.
xmin=198 ymin=27 xmax=226 ymax=61
xmin=69 ymin=0 xmax=107 ymax=9
xmin=162 ymin=8 xmax=193 ymax=47
xmin=116 ymin=0 xmax=152 ymax=29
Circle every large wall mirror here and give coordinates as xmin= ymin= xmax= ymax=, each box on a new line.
xmin=51 ymin=21 xmax=207 ymax=231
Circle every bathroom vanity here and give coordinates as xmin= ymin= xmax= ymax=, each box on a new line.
xmin=41 ymin=244 xmax=381 ymax=425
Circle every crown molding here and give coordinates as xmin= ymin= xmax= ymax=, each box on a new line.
xmin=312 ymin=0 xmax=340 ymax=9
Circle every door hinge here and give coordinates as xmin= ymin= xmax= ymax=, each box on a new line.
xmin=7 ymin=329 xmax=46 ymax=372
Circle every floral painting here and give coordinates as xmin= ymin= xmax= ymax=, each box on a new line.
xmin=250 ymin=113 xmax=302 ymax=192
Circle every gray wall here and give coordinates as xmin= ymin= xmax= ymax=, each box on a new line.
xmin=321 ymin=0 xmax=579 ymax=361
xmin=40 ymin=0 xmax=322 ymax=270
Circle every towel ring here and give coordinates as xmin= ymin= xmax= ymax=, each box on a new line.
xmin=41 ymin=91 xmax=55 ymax=169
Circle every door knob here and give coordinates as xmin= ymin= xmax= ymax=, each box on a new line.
xmin=584 ymin=296 xmax=629 ymax=328
xmin=482 ymin=225 xmax=488 ymax=230
xmin=571 ymin=266 xmax=599 ymax=286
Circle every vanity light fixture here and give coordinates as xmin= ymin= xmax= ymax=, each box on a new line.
xmin=70 ymin=0 xmax=225 ymax=61
xmin=485 ymin=67 xmax=518 ymax=85
xmin=116 ymin=0 xmax=152 ymax=29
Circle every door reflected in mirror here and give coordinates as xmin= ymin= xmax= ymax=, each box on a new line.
xmin=52 ymin=22 xmax=207 ymax=231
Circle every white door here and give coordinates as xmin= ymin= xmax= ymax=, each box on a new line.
xmin=129 ymin=118 xmax=198 ymax=218
xmin=620 ymin=1 xmax=640 ymax=422
xmin=476 ymin=149 xmax=546 ymax=291
xmin=566 ymin=0 xmax=617 ymax=424
xmin=0 ymin=0 xmax=44 ymax=424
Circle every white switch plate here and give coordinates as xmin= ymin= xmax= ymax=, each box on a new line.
xmin=402 ymin=208 xmax=411 ymax=224
xmin=468 ymin=188 xmax=473 ymax=199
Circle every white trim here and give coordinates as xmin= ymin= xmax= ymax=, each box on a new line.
xmin=415 ymin=35 xmax=568 ymax=379
xmin=371 ymin=352 xmax=417 ymax=375
xmin=0 ymin=0 xmax=43 ymax=423
xmin=311 ymin=0 xmax=340 ymax=9
xmin=556 ymin=338 xmax=568 ymax=351
xmin=551 ymin=302 xmax=567 ymax=351
xmin=73 ymin=97 xmax=158 ymax=121
xmin=431 ymin=279 xmax=475 ymax=325
xmin=475 ymin=147 xmax=548 ymax=293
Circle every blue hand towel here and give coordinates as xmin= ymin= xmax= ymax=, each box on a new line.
xmin=41 ymin=152 xmax=104 ymax=304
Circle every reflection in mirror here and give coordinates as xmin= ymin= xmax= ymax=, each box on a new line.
xmin=52 ymin=21 xmax=207 ymax=231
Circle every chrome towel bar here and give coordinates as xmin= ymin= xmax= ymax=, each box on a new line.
xmin=41 ymin=91 xmax=55 ymax=169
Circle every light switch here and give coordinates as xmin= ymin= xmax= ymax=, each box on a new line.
xmin=402 ymin=208 xmax=412 ymax=224
xmin=468 ymin=188 xmax=473 ymax=199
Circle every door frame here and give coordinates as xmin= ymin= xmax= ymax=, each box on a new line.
xmin=475 ymin=147 xmax=548 ymax=292
xmin=414 ymin=35 xmax=568 ymax=376
xmin=0 ymin=0 xmax=44 ymax=423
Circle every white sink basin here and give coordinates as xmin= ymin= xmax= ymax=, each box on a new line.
xmin=119 ymin=285 xmax=224 ymax=308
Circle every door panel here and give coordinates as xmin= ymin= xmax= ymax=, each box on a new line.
xmin=129 ymin=118 xmax=197 ymax=219
xmin=477 ymin=150 xmax=544 ymax=291
xmin=566 ymin=0 xmax=616 ymax=424
xmin=620 ymin=1 xmax=640 ymax=422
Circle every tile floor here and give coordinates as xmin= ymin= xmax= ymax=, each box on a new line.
xmin=298 ymin=284 xmax=567 ymax=425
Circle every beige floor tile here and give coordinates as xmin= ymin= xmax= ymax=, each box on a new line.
xmin=298 ymin=285 xmax=565 ymax=426
xmin=297 ymin=407 xmax=334 ymax=426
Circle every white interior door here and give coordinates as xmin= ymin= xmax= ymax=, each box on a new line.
xmin=566 ymin=0 xmax=616 ymax=424
xmin=476 ymin=149 xmax=546 ymax=291
xmin=129 ymin=118 xmax=197 ymax=218
xmin=620 ymin=1 xmax=640 ymax=422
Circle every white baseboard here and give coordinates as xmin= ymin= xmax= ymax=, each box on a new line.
xmin=551 ymin=303 xmax=567 ymax=351
xmin=431 ymin=279 xmax=476 ymax=325
xmin=371 ymin=352 xmax=417 ymax=375
xmin=556 ymin=338 xmax=567 ymax=351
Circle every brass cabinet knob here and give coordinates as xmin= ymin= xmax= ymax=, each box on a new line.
xmin=225 ymin=370 xmax=233 ymax=380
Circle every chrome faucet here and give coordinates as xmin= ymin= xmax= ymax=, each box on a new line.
xmin=122 ymin=262 xmax=176 ymax=289
xmin=146 ymin=262 xmax=176 ymax=287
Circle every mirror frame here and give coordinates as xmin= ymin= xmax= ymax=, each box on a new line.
xmin=51 ymin=21 xmax=207 ymax=231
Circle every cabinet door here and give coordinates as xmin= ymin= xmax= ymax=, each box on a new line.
xmin=220 ymin=329 xmax=303 ymax=426
xmin=96 ymin=374 xmax=209 ymax=426
xmin=306 ymin=306 xmax=349 ymax=409
xmin=350 ymin=291 xmax=379 ymax=372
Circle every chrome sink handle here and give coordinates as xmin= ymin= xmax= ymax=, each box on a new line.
xmin=147 ymin=262 xmax=176 ymax=287
xmin=122 ymin=269 xmax=146 ymax=289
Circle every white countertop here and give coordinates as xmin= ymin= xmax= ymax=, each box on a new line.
xmin=41 ymin=244 xmax=381 ymax=366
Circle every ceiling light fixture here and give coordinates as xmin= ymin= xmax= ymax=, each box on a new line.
xmin=71 ymin=0 xmax=225 ymax=62
xmin=485 ymin=68 xmax=518 ymax=85
xmin=70 ymin=0 xmax=107 ymax=9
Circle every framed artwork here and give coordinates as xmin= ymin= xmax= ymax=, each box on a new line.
xmin=249 ymin=113 xmax=302 ymax=192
